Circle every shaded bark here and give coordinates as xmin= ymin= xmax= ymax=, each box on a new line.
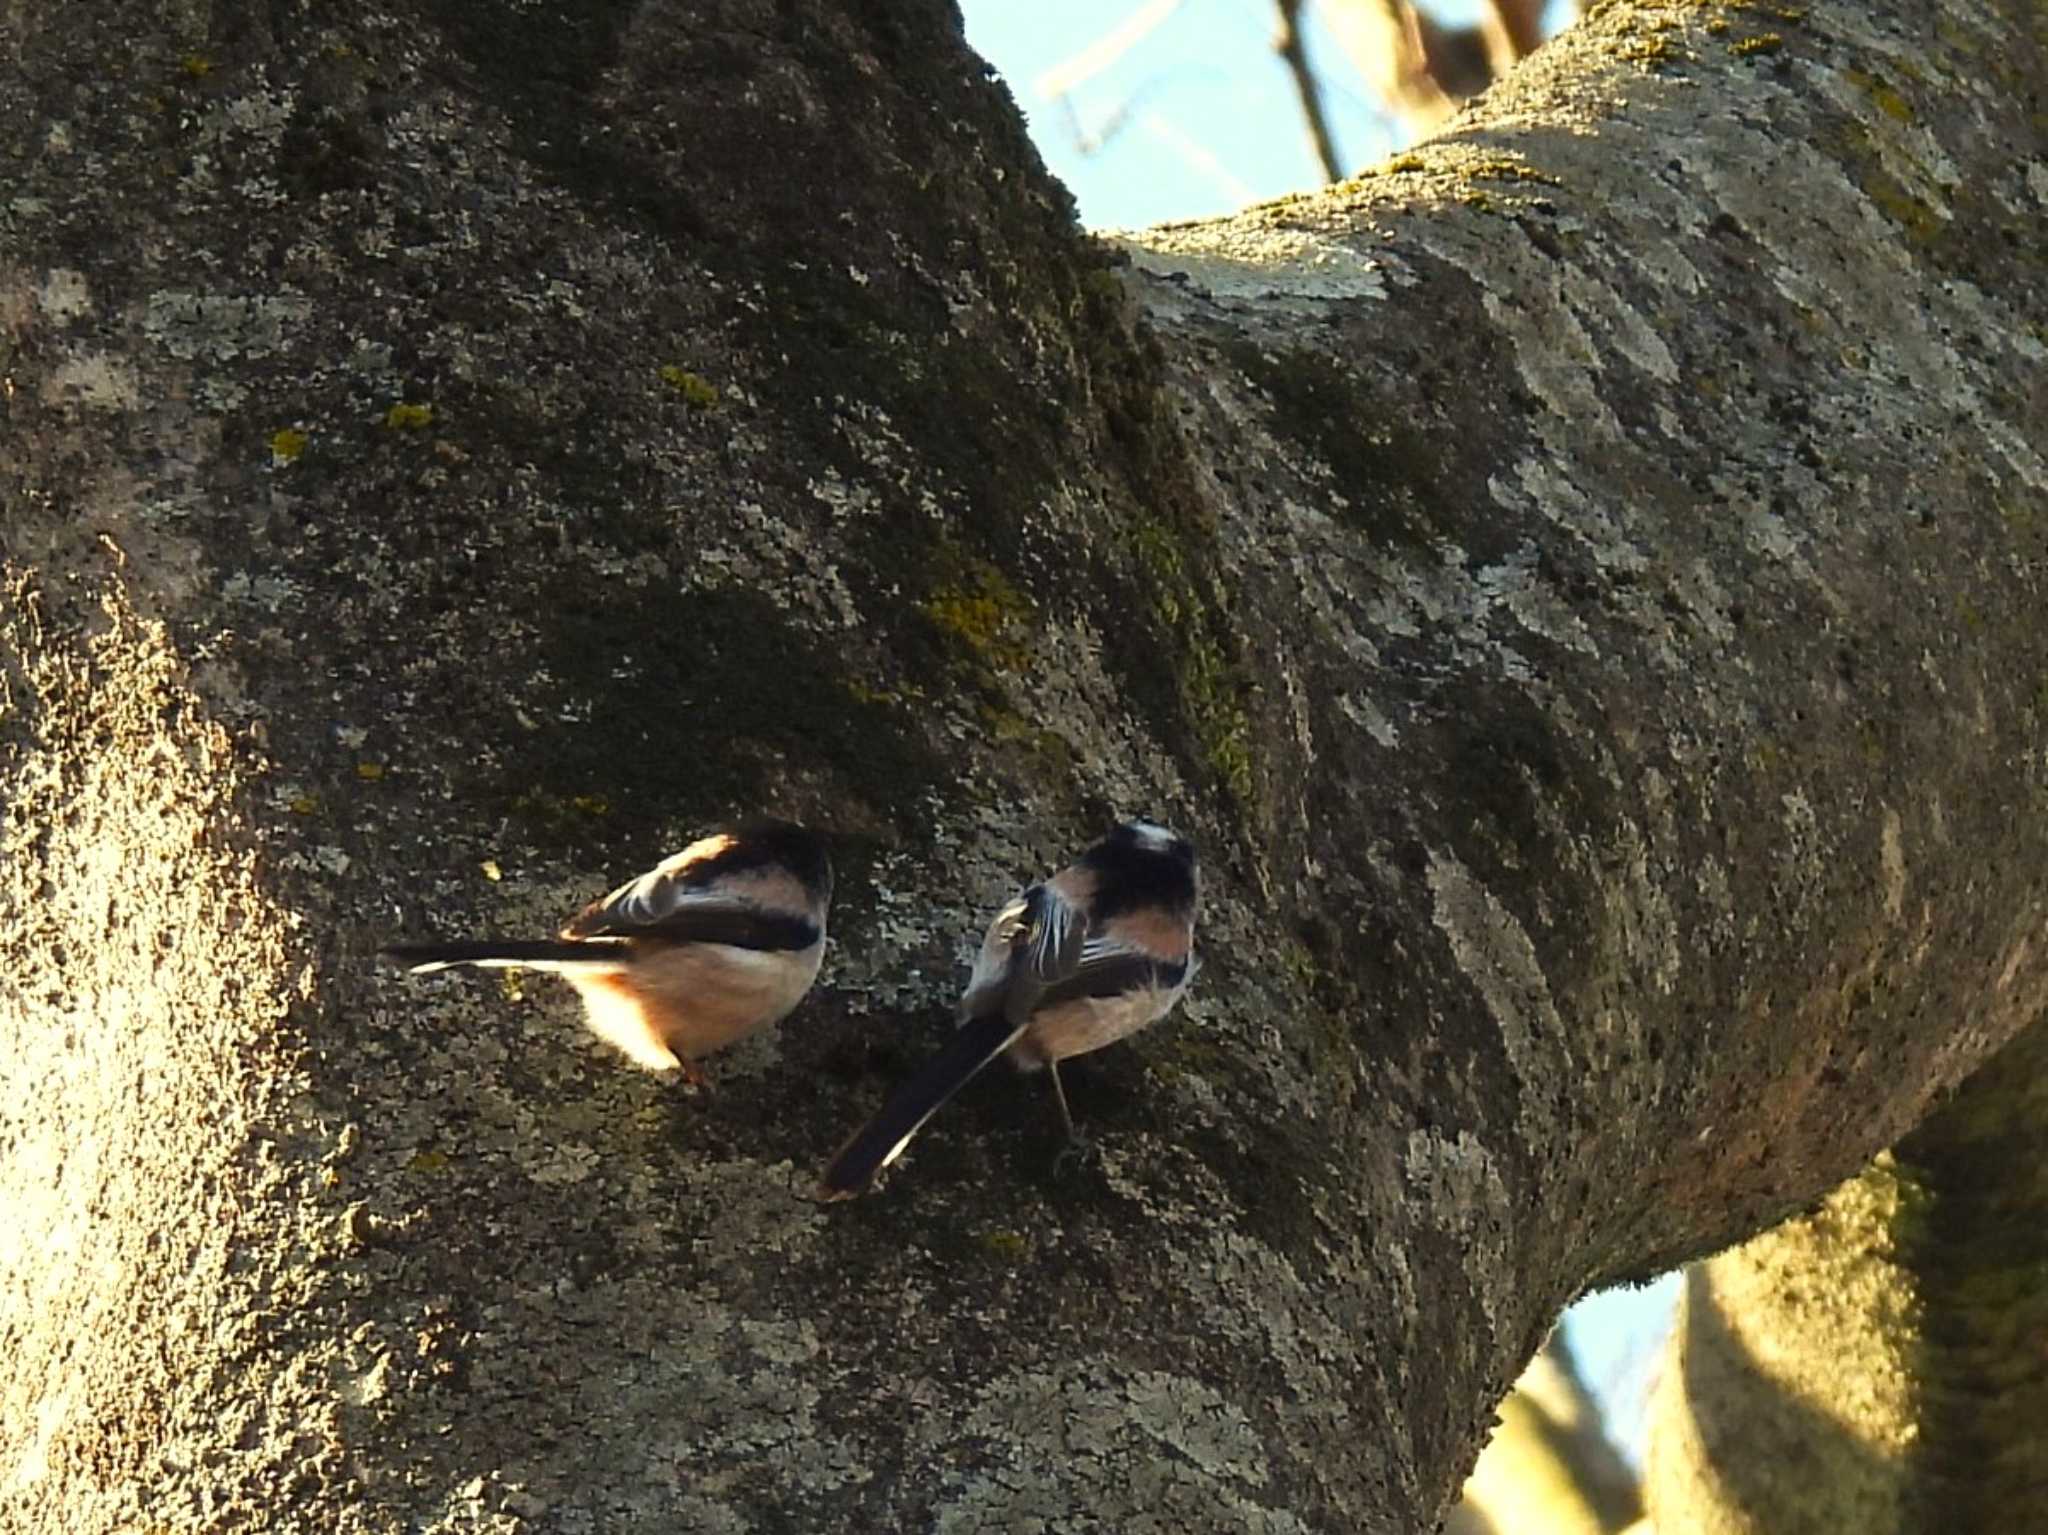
xmin=1644 ymin=1160 xmax=1919 ymax=1531
xmin=3 ymin=0 xmax=2045 ymax=1530
xmin=1895 ymin=1017 xmax=2048 ymax=1526
xmin=1643 ymin=1016 xmax=2048 ymax=1532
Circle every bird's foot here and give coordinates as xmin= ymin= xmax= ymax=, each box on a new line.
xmin=1051 ymin=1133 xmax=1100 ymax=1178
xmin=669 ymin=1057 xmax=714 ymax=1094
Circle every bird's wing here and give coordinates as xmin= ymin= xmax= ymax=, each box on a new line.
xmin=1028 ymin=937 xmax=1189 ymax=1009
xmin=957 ymin=882 xmax=1087 ymax=1025
xmin=564 ymin=861 xmax=820 ymax=950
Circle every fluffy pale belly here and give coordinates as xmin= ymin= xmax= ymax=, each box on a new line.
xmin=1007 ymin=977 xmax=1189 ymax=1070
xmin=565 ymin=941 xmax=823 ymax=1070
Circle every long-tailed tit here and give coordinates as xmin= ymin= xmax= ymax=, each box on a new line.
xmin=380 ymin=819 xmax=832 ymax=1086
xmin=818 ymin=820 xmax=1199 ymax=1199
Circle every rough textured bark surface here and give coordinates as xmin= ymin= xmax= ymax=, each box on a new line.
xmin=1894 ymin=1017 xmax=2048 ymax=1527
xmin=1643 ymin=1017 xmax=2048 ymax=1533
xmin=3 ymin=0 xmax=2044 ymax=1530
xmin=1644 ymin=1158 xmax=1920 ymax=1532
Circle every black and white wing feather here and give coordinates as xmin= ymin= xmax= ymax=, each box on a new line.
xmin=565 ymin=852 xmax=820 ymax=952
xmin=1030 ymin=935 xmax=1191 ymax=1009
xmin=956 ymin=882 xmax=1086 ymax=1025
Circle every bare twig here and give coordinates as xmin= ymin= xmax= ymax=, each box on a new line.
xmin=1483 ymin=0 xmax=1549 ymax=67
xmin=1273 ymin=0 xmax=1345 ymax=184
xmin=1034 ymin=0 xmax=1185 ymax=103
xmin=1137 ymin=109 xmax=1258 ymax=205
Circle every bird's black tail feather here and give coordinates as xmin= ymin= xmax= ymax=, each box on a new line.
xmin=816 ymin=1012 xmax=1028 ymax=1200
xmin=378 ymin=939 xmax=625 ymax=973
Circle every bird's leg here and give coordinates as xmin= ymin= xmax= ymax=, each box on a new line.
xmin=1048 ymin=1062 xmax=1098 ymax=1174
xmin=669 ymin=1055 xmax=713 ymax=1094
xmin=1048 ymin=1059 xmax=1076 ymax=1140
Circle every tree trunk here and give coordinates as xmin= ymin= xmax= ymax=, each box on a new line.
xmin=1645 ymin=1015 xmax=2048 ymax=1532
xmin=3 ymin=1 xmax=2044 ymax=1529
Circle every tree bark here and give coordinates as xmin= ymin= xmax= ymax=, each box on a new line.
xmin=1644 ymin=1016 xmax=2048 ymax=1532
xmin=3 ymin=1 xmax=2044 ymax=1530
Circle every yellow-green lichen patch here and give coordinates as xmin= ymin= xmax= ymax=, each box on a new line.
xmin=1459 ymin=154 xmax=1562 ymax=189
xmin=658 ymin=366 xmax=720 ymax=409
xmin=1128 ymin=520 xmax=1257 ymax=808
xmin=1614 ymin=30 xmax=1683 ymax=68
xmin=1861 ymin=167 xmax=1945 ymax=244
xmin=843 ymin=676 xmax=928 ymax=710
xmin=269 ymin=427 xmax=309 ymax=466
xmin=1731 ymin=32 xmax=1784 ymax=56
xmin=1932 ymin=8 xmax=1986 ymax=59
xmin=508 ymin=787 xmax=617 ymax=842
xmin=178 ymin=52 xmax=214 ymax=79
xmin=1843 ymin=69 xmax=1915 ymax=124
xmin=981 ymin=1230 xmax=1029 ymax=1262
xmin=980 ymin=705 xmax=1078 ymax=778
xmin=1154 ymin=1024 xmax=1239 ymax=1085
xmin=1270 ymin=933 xmax=1359 ymax=1076
xmin=1077 ymin=267 xmax=1126 ymax=309
xmin=383 ymin=402 xmax=434 ymax=430
xmin=1370 ymin=147 xmax=1559 ymax=195
xmin=1716 ymin=0 xmax=1806 ymax=19
xmin=920 ymin=561 xmax=1036 ymax=676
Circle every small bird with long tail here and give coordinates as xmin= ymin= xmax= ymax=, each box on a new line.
xmin=818 ymin=819 xmax=1198 ymax=1198
xmin=380 ymin=819 xmax=832 ymax=1086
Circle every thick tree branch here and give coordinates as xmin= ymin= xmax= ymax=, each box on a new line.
xmin=3 ymin=1 xmax=2045 ymax=1531
xmin=1646 ymin=1016 xmax=2048 ymax=1530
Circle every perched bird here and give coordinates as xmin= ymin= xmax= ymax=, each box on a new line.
xmin=818 ymin=819 xmax=1199 ymax=1199
xmin=380 ymin=820 xmax=832 ymax=1086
